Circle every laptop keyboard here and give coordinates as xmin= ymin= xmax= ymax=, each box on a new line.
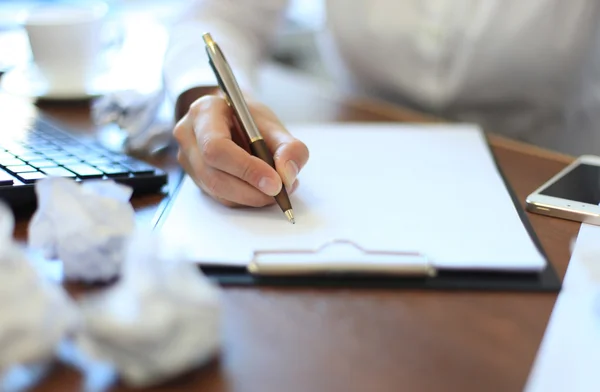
xmin=0 ymin=115 xmax=168 ymax=210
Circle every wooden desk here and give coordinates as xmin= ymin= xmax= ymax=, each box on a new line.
xmin=12 ymin=64 xmax=579 ymax=392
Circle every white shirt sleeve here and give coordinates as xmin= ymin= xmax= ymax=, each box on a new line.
xmin=163 ymin=0 xmax=290 ymax=102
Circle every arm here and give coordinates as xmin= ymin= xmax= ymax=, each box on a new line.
xmin=163 ymin=0 xmax=291 ymax=120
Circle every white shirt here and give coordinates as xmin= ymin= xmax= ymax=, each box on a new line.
xmin=163 ymin=0 xmax=600 ymax=156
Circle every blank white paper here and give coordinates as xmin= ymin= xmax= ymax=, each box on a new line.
xmin=524 ymin=222 xmax=600 ymax=392
xmin=158 ymin=123 xmax=546 ymax=271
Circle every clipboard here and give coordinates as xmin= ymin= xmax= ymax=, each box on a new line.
xmin=153 ymin=124 xmax=562 ymax=292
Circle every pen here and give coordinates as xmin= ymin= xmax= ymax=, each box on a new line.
xmin=202 ymin=32 xmax=295 ymax=224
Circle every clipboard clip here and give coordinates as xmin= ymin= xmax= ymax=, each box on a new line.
xmin=247 ymin=239 xmax=437 ymax=277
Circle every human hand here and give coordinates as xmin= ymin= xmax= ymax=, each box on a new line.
xmin=173 ymin=93 xmax=309 ymax=207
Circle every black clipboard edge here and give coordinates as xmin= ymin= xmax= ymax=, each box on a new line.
xmin=195 ymin=264 xmax=560 ymax=291
xmin=477 ymin=131 xmax=560 ymax=291
xmin=153 ymin=129 xmax=562 ymax=292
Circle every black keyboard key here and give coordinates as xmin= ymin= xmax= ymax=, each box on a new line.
xmin=63 ymin=164 xmax=104 ymax=178
xmin=41 ymin=167 xmax=76 ymax=178
xmin=53 ymin=156 xmax=83 ymax=165
xmin=62 ymin=146 xmax=94 ymax=155
xmin=15 ymin=152 xmax=45 ymax=161
xmin=5 ymin=165 xmax=37 ymax=174
xmin=109 ymin=154 xmax=134 ymax=163
xmin=104 ymin=152 xmax=129 ymax=161
xmin=16 ymin=171 xmax=46 ymax=184
xmin=33 ymin=141 xmax=62 ymax=148
xmin=0 ymin=170 xmax=14 ymax=186
xmin=28 ymin=159 xmax=58 ymax=168
xmin=29 ymin=143 xmax=58 ymax=150
xmin=79 ymin=152 xmax=109 ymax=161
xmin=2 ymin=145 xmax=30 ymax=157
xmin=95 ymin=164 xmax=130 ymax=177
xmin=40 ymin=150 xmax=70 ymax=159
xmin=85 ymin=157 xmax=115 ymax=165
xmin=57 ymin=139 xmax=82 ymax=147
xmin=28 ymin=139 xmax=55 ymax=148
xmin=33 ymin=144 xmax=61 ymax=151
xmin=121 ymin=161 xmax=155 ymax=175
xmin=0 ymin=158 xmax=26 ymax=167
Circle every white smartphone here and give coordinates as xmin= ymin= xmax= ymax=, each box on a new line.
xmin=526 ymin=155 xmax=600 ymax=225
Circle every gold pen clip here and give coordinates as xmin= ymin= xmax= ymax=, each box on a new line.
xmin=247 ymin=239 xmax=436 ymax=277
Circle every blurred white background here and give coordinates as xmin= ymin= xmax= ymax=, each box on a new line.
xmin=0 ymin=0 xmax=328 ymax=79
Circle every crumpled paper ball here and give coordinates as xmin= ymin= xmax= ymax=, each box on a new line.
xmin=27 ymin=177 xmax=136 ymax=282
xmin=0 ymin=201 xmax=79 ymax=368
xmin=91 ymin=88 xmax=174 ymax=155
xmin=73 ymin=229 xmax=221 ymax=387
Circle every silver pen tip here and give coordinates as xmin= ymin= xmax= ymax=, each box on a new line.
xmin=284 ymin=209 xmax=295 ymax=224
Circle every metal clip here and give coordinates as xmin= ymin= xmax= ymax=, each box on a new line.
xmin=248 ymin=239 xmax=436 ymax=277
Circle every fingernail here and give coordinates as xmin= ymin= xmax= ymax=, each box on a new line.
xmin=288 ymin=178 xmax=299 ymax=192
xmin=284 ymin=160 xmax=299 ymax=187
xmin=258 ymin=177 xmax=281 ymax=196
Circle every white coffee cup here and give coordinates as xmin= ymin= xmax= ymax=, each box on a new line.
xmin=22 ymin=1 xmax=111 ymax=94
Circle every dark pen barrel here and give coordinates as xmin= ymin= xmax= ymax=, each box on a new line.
xmin=250 ymin=138 xmax=293 ymax=212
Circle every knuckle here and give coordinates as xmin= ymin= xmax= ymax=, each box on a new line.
xmin=172 ymin=122 xmax=186 ymax=142
xmin=201 ymin=138 xmax=225 ymax=166
xmin=188 ymin=102 xmax=203 ymax=119
xmin=188 ymin=95 xmax=221 ymax=118
xmin=240 ymin=160 xmax=261 ymax=185
xmin=250 ymin=100 xmax=275 ymax=118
